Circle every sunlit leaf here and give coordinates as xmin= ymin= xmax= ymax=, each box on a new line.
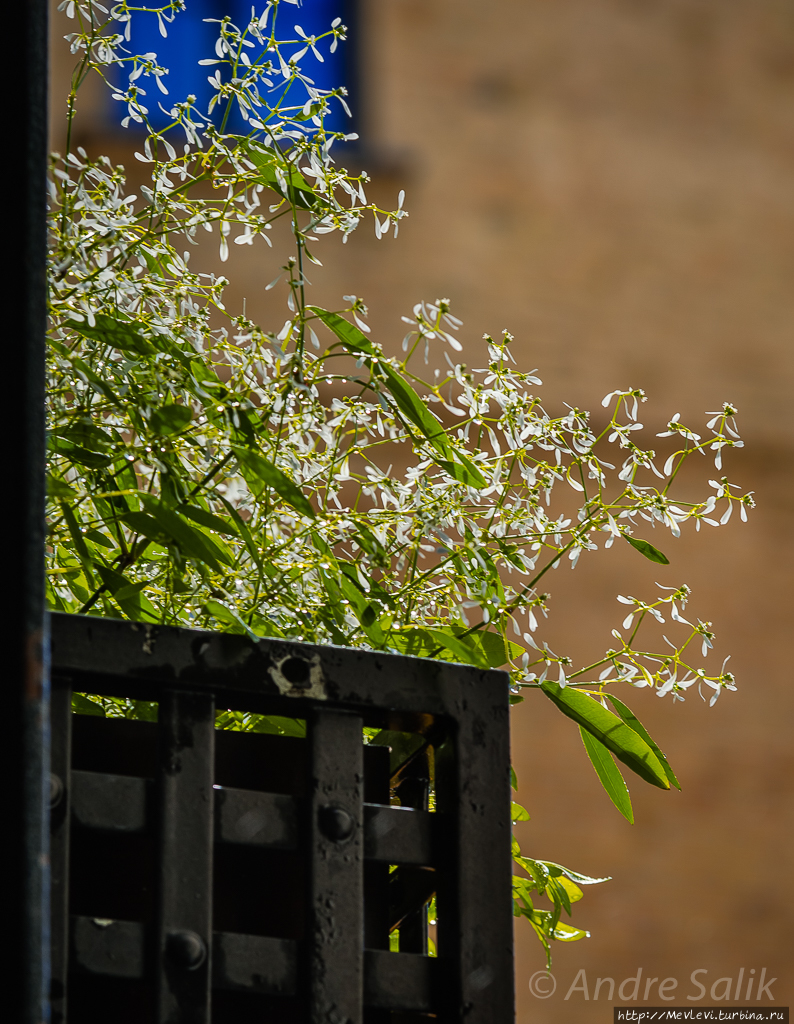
xmin=579 ymin=726 xmax=634 ymax=823
xmin=541 ymin=680 xmax=669 ymax=790
xmin=625 ymin=536 xmax=670 ymax=565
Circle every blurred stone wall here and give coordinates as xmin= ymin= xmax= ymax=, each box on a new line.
xmin=50 ymin=1 xmax=794 ymax=1019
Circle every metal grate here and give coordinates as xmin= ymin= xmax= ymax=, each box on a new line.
xmin=49 ymin=612 xmax=514 ymax=1023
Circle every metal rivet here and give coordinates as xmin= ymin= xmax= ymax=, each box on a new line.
xmin=319 ymin=805 xmax=354 ymax=842
xmin=166 ymin=930 xmax=207 ymax=970
xmin=50 ymin=773 xmax=64 ymax=810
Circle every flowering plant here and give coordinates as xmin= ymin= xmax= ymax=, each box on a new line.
xmin=47 ymin=0 xmax=752 ymax=962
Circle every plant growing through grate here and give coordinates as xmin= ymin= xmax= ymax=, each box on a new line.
xmin=47 ymin=0 xmax=751 ymax=995
xmin=50 ymin=612 xmax=512 ymax=1023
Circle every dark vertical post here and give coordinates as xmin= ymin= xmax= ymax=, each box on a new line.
xmin=156 ymin=691 xmax=215 ymax=1024
xmin=436 ymin=684 xmax=514 ymax=1023
xmin=49 ymin=682 xmax=73 ymax=1024
xmin=5 ymin=0 xmax=49 ymax=1022
xmin=308 ymin=709 xmax=365 ymax=1024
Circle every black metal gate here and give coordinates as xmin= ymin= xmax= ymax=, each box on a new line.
xmin=49 ymin=612 xmax=514 ymax=1023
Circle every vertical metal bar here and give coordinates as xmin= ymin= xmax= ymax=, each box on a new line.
xmin=308 ymin=709 xmax=364 ymax=1024
xmin=156 ymin=690 xmax=215 ymax=1024
xmin=6 ymin=0 xmax=49 ymax=1018
xmin=436 ymin=681 xmax=514 ymax=1023
xmin=6 ymin=0 xmax=50 ymax=1015
xmin=49 ymin=682 xmax=72 ymax=1024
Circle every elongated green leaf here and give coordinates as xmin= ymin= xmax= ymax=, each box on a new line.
xmin=437 ymin=457 xmax=486 ymax=489
xmin=67 ymin=314 xmax=154 ymax=357
xmin=241 ymin=143 xmax=317 ymax=209
xmin=60 ymin=502 xmax=92 ymax=566
xmin=625 ymin=535 xmax=670 ymax=565
xmin=540 ymin=680 xmax=669 ymax=790
xmin=71 ymin=693 xmax=105 ymax=717
xmin=424 ymin=627 xmax=491 ymax=668
xmin=56 ymin=423 xmax=115 ymax=449
xmin=336 ymin=569 xmax=386 ymax=644
xmin=307 ymin=307 xmax=376 ymax=355
xmin=179 ymin=503 xmax=239 ymax=537
xmin=204 ymin=599 xmax=250 ymax=635
xmin=579 ymin=726 xmax=634 ymax=823
xmin=47 ymin=474 xmax=75 ymax=498
xmin=95 ymin=565 xmax=157 ymax=621
xmin=49 ymin=436 xmax=113 ymax=468
xmin=234 ymin=447 xmax=315 ymax=519
xmin=140 ymin=496 xmax=233 ymax=571
xmin=309 ymin=307 xmax=487 ymax=488
xmin=150 ymin=404 xmax=192 ymax=436
xmin=122 ymin=510 xmax=165 ymax=541
xmin=541 ymin=861 xmax=611 ymax=885
xmin=606 ymin=694 xmax=681 ymax=790
xmin=552 ymin=922 xmax=589 ymax=942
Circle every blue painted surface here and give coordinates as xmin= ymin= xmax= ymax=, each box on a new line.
xmin=112 ymin=0 xmax=350 ymax=135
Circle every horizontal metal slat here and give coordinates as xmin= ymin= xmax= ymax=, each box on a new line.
xmin=69 ymin=917 xmax=436 ymax=1012
xmin=70 ymin=772 xmax=437 ymax=865
xmin=364 ymin=804 xmax=434 ymax=865
xmin=364 ymin=949 xmax=437 ymax=1012
xmin=71 ymin=770 xmax=148 ymax=833
xmin=70 ymin=917 xmax=296 ymax=995
xmin=214 ymin=787 xmax=296 ymax=849
xmin=71 ymin=916 xmax=145 ymax=979
xmin=212 ymin=932 xmax=296 ymax=995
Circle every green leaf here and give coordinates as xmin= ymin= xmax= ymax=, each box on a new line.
xmin=59 ymin=502 xmax=92 ymax=567
xmin=368 ymin=729 xmax=426 ymax=778
xmin=71 ymin=692 xmax=105 ymax=717
xmin=121 ymin=510 xmax=165 ymax=542
xmin=511 ymin=801 xmax=530 ymax=822
xmin=424 ymin=627 xmax=491 ymax=668
xmin=49 ymin=436 xmax=113 ymax=468
xmin=140 ymin=496 xmax=233 ymax=571
xmin=336 ymin=567 xmax=385 ymax=644
xmin=55 ymin=423 xmax=115 ymax=449
xmin=241 ymin=143 xmax=318 ymax=209
xmin=203 ymin=599 xmax=250 ymax=635
xmin=308 ymin=306 xmax=486 ymax=488
xmin=179 ymin=503 xmax=239 ymax=537
xmin=579 ymin=726 xmax=634 ymax=823
xmin=234 ymin=447 xmax=315 ymax=519
xmin=307 ymin=307 xmax=376 ymax=355
xmin=606 ymin=694 xmax=681 ymax=790
xmin=552 ymin=922 xmax=589 ymax=942
xmin=510 ymin=765 xmax=518 ymax=791
xmin=540 ymin=680 xmax=670 ymax=790
xmin=541 ymin=861 xmax=610 ymax=886
xmin=66 ymin=314 xmax=154 ymax=357
xmin=47 ymin=474 xmax=75 ymax=498
xmin=94 ymin=565 xmax=158 ymax=622
xmin=150 ymin=404 xmax=192 ymax=436
xmin=379 ymin=365 xmax=486 ymax=488
xmin=625 ymin=536 xmax=670 ymax=565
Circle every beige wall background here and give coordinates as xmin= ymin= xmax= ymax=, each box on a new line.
xmin=51 ymin=1 xmax=794 ymax=1020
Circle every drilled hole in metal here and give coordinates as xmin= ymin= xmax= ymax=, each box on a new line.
xmin=280 ymin=657 xmax=311 ymax=686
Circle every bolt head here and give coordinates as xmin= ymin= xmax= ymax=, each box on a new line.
xmin=166 ymin=930 xmax=206 ymax=971
xmin=319 ymin=805 xmax=354 ymax=843
xmin=49 ymin=773 xmax=64 ymax=810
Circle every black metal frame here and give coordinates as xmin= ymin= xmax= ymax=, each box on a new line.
xmin=50 ymin=611 xmax=514 ymax=1023
xmin=9 ymin=1 xmax=49 ymax=1022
